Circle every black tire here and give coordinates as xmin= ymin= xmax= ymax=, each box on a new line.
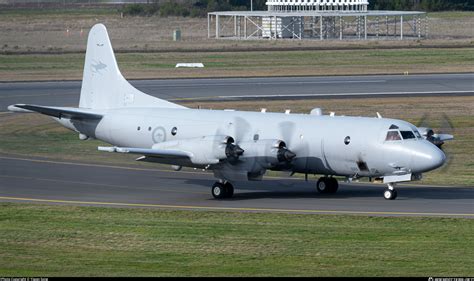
xmin=224 ymin=182 xmax=234 ymax=198
xmin=212 ymin=182 xmax=226 ymax=199
xmin=316 ymin=177 xmax=330 ymax=193
xmin=328 ymin=177 xmax=339 ymax=194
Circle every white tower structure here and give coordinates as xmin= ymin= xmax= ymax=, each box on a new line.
xmin=266 ymin=0 xmax=369 ymax=12
xmin=208 ymin=0 xmax=426 ymax=41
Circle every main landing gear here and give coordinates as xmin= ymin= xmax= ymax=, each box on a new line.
xmin=211 ymin=181 xmax=234 ymax=199
xmin=383 ymin=183 xmax=398 ymax=200
xmin=316 ymin=177 xmax=339 ymax=194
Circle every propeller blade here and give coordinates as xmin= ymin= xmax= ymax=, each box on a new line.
xmin=233 ymin=116 xmax=251 ymax=143
xmin=278 ymin=121 xmax=296 ymax=147
xmin=416 ymin=113 xmax=429 ymax=127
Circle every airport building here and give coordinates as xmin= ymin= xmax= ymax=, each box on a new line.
xmin=208 ymin=0 xmax=427 ymax=40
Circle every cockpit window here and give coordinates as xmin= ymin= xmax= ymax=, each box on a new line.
xmin=385 ymin=130 xmax=402 ymax=141
xmin=413 ymin=130 xmax=422 ymax=139
xmin=400 ymin=131 xmax=416 ymax=140
xmin=389 ymin=124 xmax=399 ymax=129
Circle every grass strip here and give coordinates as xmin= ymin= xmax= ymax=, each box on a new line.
xmin=0 ymin=202 xmax=473 ymax=276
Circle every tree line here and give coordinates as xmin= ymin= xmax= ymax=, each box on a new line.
xmin=121 ymin=0 xmax=473 ymax=17
xmin=369 ymin=0 xmax=473 ymax=11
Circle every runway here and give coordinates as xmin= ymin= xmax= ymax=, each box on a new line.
xmin=0 ymin=156 xmax=472 ymax=218
xmin=1 ymin=73 xmax=473 ymax=110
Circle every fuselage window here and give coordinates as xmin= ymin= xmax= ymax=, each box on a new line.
xmin=400 ymin=130 xmax=416 ymax=140
xmin=385 ymin=130 xmax=401 ymax=141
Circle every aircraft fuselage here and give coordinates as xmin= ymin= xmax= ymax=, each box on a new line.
xmin=58 ymin=107 xmax=445 ymax=181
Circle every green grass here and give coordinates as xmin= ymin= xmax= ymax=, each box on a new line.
xmin=0 ymin=8 xmax=116 ymax=17
xmin=428 ymin=11 xmax=474 ymax=19
xmin=0 ymin=203 xmax=472 ymax=276
xmin=1 ymin=47 xmax=473 ymax=80
xmin=0 ymin=54 xmax=85 ymax=71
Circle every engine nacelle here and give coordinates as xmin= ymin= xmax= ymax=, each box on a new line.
xmin=417 ymin=126 xmax=452 ymax=148
xmin=152 ymin=135 xmax=243 ymax=165
xmin=238 ymin=139 xmax=296 ymax=171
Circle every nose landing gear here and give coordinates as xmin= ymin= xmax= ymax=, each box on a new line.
xmin=211 ymin=180 xmax=234 ymax=199
xmin=383 ymin=183 xmax=398 ymax=200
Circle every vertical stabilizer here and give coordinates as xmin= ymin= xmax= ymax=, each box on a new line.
xmin=79 ymin=24 xmax=185 ymax=110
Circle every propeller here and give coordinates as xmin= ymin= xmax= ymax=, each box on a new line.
xmin=277 ymin=143 xmax=297 ymax=162
xmin=277 ymin=120 xmax=310 ymax=173
xmin=417 ymin=113 xmax=454 ymax=149
xmin=224 ymin=137 xmax=244 ymax=162
xmin=231 ymin=116 xmax=296 ymax=164
xmin=416 ymin=113 xmax=455 ymax=171
xmin=214 ymin=118 xmax=247 ymax=163
xmin=277 ymin=121 xmax=307 ymax=158
xmin=215 ymin=116 xmax=299 ymax=173
xmin=232 ymin=116 xmax=252 ymax=143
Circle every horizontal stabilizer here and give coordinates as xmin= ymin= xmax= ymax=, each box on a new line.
xmin=9 ymin=104 xmax=103 ymax=120
xmin=98 ymin=146 xmax=191 ymax=159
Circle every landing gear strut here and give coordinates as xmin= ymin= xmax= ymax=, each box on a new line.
xmin=316 ymin=177 xmax=339 ymax=194
xmin=211 ymin=181 xmax=234 ymax=199
xmin=383 ymin=183 xmax=398 ymax=200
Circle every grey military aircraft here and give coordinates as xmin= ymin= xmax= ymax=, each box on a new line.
xmin=8 ymin=24 xmax=453 ymax=200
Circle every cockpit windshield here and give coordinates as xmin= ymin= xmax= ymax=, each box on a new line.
xmin=385 ymin=126 xmax=419 ymax=142
xmin=400 ymin=130 xmax=416 ymax=140
xmin=385 ymin=130 xmax=402 ymax=141
xmin=413 ymin=130 xmax=422 ymax=139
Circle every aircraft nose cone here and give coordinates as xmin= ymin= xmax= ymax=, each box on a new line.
xmin=413 ymin=144 xmax=446 ymax=173
xmin=432 ymin=148 xmax=446 ymax=169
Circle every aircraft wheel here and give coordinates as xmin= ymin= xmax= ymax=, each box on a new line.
xmin=317 ymin=177 xmax=339 ymax=194
xmin=383 ymin=188 xmax=398 ymax=200
xmin=224 ymin=182 xmax=234 ymax=198
xmin=316 ymin=177 xmax=330 ymax=193
xmin=328 ymin=177 xmax=339 ymax=194
xmin=212 ymin=182 xmax=226 ymax=199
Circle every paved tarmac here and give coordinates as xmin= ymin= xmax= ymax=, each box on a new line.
xmin=1 ymin=73 xmax=473 ymax=110
xmin=0 ymin=156 xmax=472 ymax=218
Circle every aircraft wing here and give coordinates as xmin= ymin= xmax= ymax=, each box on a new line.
xmin=8 ymin=104 xmax=103 ymax=120
xmin=98 ymin=146 xmax=191 ymax=160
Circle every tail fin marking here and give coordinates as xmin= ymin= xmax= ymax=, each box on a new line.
xmin=79 ymin=24 xmax=186 ymax=110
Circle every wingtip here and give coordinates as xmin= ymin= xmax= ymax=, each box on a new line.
xmin=7 ymin=104 xmax=31 ymax=113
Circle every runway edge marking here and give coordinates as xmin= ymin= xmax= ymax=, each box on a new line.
xmin=0 ymin=196 xmax=472 ymax=217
